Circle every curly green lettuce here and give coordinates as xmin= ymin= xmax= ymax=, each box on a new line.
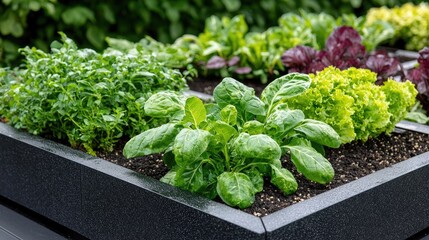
xmin=286 ymin=67 xmax=417 ymax=143
xmin=381 ymin=79 xmax=418 ymax=131
xmin=365 ymin=3 xmax=429 ymax=51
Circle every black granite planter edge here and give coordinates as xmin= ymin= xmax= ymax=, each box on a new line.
xmin=1 ymin=121 xmax=429 ymax=240
xmin=0 ymin=122 xmax=265 ymax=240
xmin=262 ymin=147 xmax=429 ymax=239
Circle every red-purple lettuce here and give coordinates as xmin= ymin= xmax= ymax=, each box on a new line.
xmin=282 ymin=26 xmax=401 ymax=82
xmin=206 ymin=55 xmax=252 ymax=74
xmin=406 ymin=47 xmax=429 ymax=113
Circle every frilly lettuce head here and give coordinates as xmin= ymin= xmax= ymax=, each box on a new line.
xmin=286 ymin=66 xmax=417 ymax=143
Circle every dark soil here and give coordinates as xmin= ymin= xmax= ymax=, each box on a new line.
xmin=98 ymin=129 xmax=429 ymax=217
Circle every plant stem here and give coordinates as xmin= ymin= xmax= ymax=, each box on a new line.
xmin=223 ymin=145 xmax=230 ymax=171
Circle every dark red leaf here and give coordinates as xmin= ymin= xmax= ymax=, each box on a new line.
xmin=366 ymin=50 xmax=400 ymax=84
xmin=281 ymin=46 xmax=317 ymax=73
xmin=227 ymin=56 xmax=240 ymax=66
xmin=234 ymin=66 xmax=252 ymax=74
xmin=206 ymin=56 xmax=227 ymax=69
xmin=325 ymin=26 xmax=362 ymax=52
xmin=405 ymin=47 xmax=429 ymax=113
xmin=417 ymin=47 xmax=429 ymax=72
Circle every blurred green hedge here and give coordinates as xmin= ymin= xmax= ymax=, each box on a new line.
xmin=0 ymin=0 xmax=424 ymax=66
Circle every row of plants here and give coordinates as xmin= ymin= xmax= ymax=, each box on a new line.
xmin=366 ymin=2 xmax=429 ymax=50
xmin=123 ymin=68 xmax=417 ymax=208
xmin=107 ymin=13 xmax=429 ymax=123
xmin=110 ymin=11 xmax=395 ymax=83
xmin=280 ymin=24 xmax=429 ymax=122
xmin=281 ymin=26 xmax=400 ymax=81
xmin=0 ymin=1 xmax=425 ymax=66
xmin=1 ymin=23 xmax=427 ymax=156
xmin=0 ymin=33 xmax=189 ymax=155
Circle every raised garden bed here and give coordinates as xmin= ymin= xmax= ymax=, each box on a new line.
xmin=1 ymin=120 xmax=429 ymax=239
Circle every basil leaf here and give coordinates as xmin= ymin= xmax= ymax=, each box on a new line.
xmin=261 ymin=73 xmax=311 ymax=110
xmin=242 ymin=90 xmax=266 ymax=116
xmin=233 ymin=133 xmax=281 ymax=162
xmin=220 ymin=104 xmax=237 ymax=126
xmin=173 ymin=128 xmax=211 ymax=166
xmin=160 ymin=169 xmax=177 ymax=185
xmin=205 ymin=103 xmax=221 ymax=121
xmin=213 ymin=77 xmax=250 ymax=108
xmin=216 ymin=172 xmax=255 ymax=208
xmin=144 ymin=91 xmax=185 ymax=118
xmin=295 ymin=119 xmax=341 ymax=148
xmin=175 ymin=159 xmax=222 ymax=199
xmin=207 ymin=120 xmax=238 ymax=145
xmin=265 ymin=109 xmax=305 ymax=138
xmin=242 ymin=120 xmax=264 ymax=135
xmin=213 ymin=77 xmax=265 ymax=116
xmin=123 ymin=123 xmax=180 ymax=159
xmin=182 ymin=96 xmax=206 ymax=128
xmin=244 ymin=168 xmax=264 ymax=193
xmin=285 ymin=144 xmax=334 ymax=184
xmin=270 ymin=165 xmax=298 ymax=195
xmin=175 ymin=161 xmax=206 ymax=192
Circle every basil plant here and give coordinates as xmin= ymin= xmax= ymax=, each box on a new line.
xmin=123 ymin=73 xmax=341 ymax=208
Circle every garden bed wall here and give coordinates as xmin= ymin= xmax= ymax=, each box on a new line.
xmin=1 ymin=121 xmax=429 ymax=239
xmin=0 ymin=122 xmax=265 ymax=239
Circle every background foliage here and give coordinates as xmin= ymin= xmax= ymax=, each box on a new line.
xmin=366 ymin=2 xmax=429 ymax=50
xmin=0 ymin=0 xmax=425 ymax=66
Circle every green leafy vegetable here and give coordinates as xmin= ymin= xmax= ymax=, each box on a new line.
xmin=220 ymin=105 xmax=238 ymax=126
xmin=123 ymin=124 xmax=180 ymax=159
xmin=144 ymin=91 xmax=186 ymax=118
xmin=270 ymin=165 xmax=298 ymax=195
xmin=366 ymin=3 xmax=429 ymax=51
xmin=171 ymin=10 xmax=394 ymax=82
xmin=406 ymin=102 xmax=429 ymax=124
xmin=265 ymin=109 xmax=305 ymax=140
xmin=217 ymin=172 xmax=255 ymax=209
xmin=0 ymin=34 xmax=187 ymax=154
xmin=286 ymin=67 xmax=417 ymax=143
xmin=242 ymin=120 xmax=264 ymax=135
xmin=286 ymin=144 xmax=334 ymax=184
xmin=124 ymin=73 xmax=341 ymax=208
xmin=261 ymin=73 xmax=311 ymax=115
xmin=294 ymin=119 xmax=341 ymax=148
xmin=232 ymin=133 xmax=281 ymax=162
xmin=213 ymin=77 xmax=266 ymax=119
xmin=183 ymin=96 xmax=207 ymax=128
xmin=173 ymin=129 xmax=211 ymax=166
